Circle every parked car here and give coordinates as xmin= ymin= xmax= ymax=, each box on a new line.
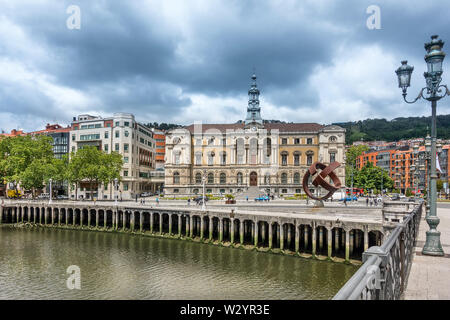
xmin=194 ymin=196 xmax=209 ymax=205
xmin=37 ymin=193 xmax=49 ymax=199
xmin=339 ymin=196 xmax=358 ymax=202
xmin=254 ymin=195 xmax=269 ymax=202
xmin=57 ymin=195 xmax=69 ymax=200
xmin=390 ymin=194 xmax=400 ymax=201
xmin=140 ymin=192 xmax=153 ymax=197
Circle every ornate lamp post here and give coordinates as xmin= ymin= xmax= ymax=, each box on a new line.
xmin=49 ymin=178 xmax=53 ymax=204
xmin=395 ymin=35 xmax=449 ymax=256
xmin=114 ymin=178 xmax=118 ymax=206
xmin=202 ymin=171 xmax=206 ymax=211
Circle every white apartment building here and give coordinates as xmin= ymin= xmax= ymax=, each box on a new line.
xmin=69 ymin=113 xmax=162 ymax=200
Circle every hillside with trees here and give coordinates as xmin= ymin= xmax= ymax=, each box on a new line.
xmin=334 ymin=114 xmax=450 ymax=144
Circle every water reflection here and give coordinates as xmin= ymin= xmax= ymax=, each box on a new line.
xmin=0 ymin=227 xmax=357 ymax=300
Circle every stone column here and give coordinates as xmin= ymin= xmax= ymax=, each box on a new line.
xmin=219 ymin=218 xmax=223 ymax=242
xmin=349 ymin=230 xmax=354 ymax=255
xmin=51 ymin=207 xmax=55 ymax=225
xmin=95 ymin=210 xmax=99 ymax=228
xmin=169 ymin=214 xmax=173 ymax=235
xmin=140 ymin=212 xmax=143 ymax=232
xmin=230 ymin=218 xmax=235 ymax=244
xmin=122 ymin=211 xmax=126 ymax=231
xmin=112 ymin=211 xmax=116 ymax=230
xmin=185 ymin=215 xmax=189 ymax=237
xmin=34 ymin=208 xmax=37 ymax=224
xmin=200 ymin=217 xmax=204 ymax=239
xmin=341 ymin=229 xmax=345 ymax=247
xmin=87 ymin=209 xmax=91 ymax=227
xmin=254 ymin=221 xmax=259 ymax=247
xmin=319 ymin=226 xmax=323 ymax=251
xmin=295 ymin=224 xmax=300 ymax=253
xmin=65 ymin=209 xmax=69 ymax=226
xmin=304 ymin=226 xmax=309 ymax=251
xmin=73 ymin=209 xmax=77 ymax=226
xmin=189 ymin=215 xmax=194 ymax=238
xmin=280 ymin=223 xmax=284 ymax=250
xmin=209 ymin=217 xmax=213 ymax=240
xmin=250 ymin=222 xmax=254 ymax=244
xmin=160 ymin=213 xmax=164 ymax=235
xmin=364 ymin=227 xmax=369 ymax=251
xmin=240 ymin=220 xmax=244 ymax=244
xmin=104 ymin=211 xmax=107 ymax=229
xmin=312 ymin=224 xmax=317 ymax=257
xmin=150 ymin=212 xmax=154 ymax=233
xmin=178 ymin=214 xmax=182 ymax=237
xmin=0 ymin=205 xmax=3 ymax=224
xmin=268 ymin=223 xmax=273 ymax=249
xmin=345 ymin=229 xmax=350 ymax=262
xmin=79 ymin=208 xmax=83 ymax=226
xmin=327 ymin=228 xmax=332 ymax=258
xmin=355 ymin=230 xmax=360 ymax=249
xmin=130 ymin=212 xmax=135 ymax=231
xmin=335 ymin=229 xmax=339 ymax=251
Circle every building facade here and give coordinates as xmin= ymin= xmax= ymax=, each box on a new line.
xmin=164 ymin=75 xmax=346 ymax=196
xmin=69 ymin=113 xmax=162 ymax=200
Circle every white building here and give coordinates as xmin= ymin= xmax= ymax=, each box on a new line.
xmin=69 ymin=113 xmax=162 ymax=200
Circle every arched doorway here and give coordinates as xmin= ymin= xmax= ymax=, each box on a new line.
xmin=250 ymin=172 xmax=258 ymax=186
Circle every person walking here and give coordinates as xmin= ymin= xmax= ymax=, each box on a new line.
xmin=246 ymin=196 xmax=249 ymax=202
xmin=366 ymin=197 xmax=369 ymax=207
xmin=187 ymin=198 xmax=191 ymax=206
xmin=343 ymin=197 xmax=347 ymax=207
xmin=156 ymin=197 xmax=159 ymax=205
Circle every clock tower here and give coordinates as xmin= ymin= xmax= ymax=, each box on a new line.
xmin=244 ymin=73 xmax=264 ymax=127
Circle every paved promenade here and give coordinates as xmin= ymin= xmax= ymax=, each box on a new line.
xmin=404 ymin=206 xmax=450 ymax=299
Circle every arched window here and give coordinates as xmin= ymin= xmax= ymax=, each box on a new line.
xmin=208 ymin=173 xmax=214 ymax=184
xmin=249 ymin=138 xmax=258 ymax=164
xmin=195 ymin=152 xmax=202 ymax=165
xmin=237 ymin=172 xmax=243 ymax=184
xmin=264 ymin=138 xmax=272 ymax=159
xmin=306 ymin=150 xmax=314 ymax=166
xmin=236 ymin=138 xmax=245 ymax=164
xmin=281 ymin=173 xmax=288 ymax=184
xmin=281 ymin=151 xmax=289 ymax=166
xmin=220 ymin=173 xmax=226 ymax=184
xmin=173 ymin=172 xmax=180 ymax=184
xmin=293 ymin=172 xmax=300 ymax=184
xmin=329 ymin=136 xmax=337 ymax=143
xmin=294 ymin=151 xmax=301 ymax=166
xmin=195 ymin=173 xmax=202 ymax=184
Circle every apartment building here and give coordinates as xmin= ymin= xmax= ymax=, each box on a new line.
xmin=69 ymin=113 xmax=161 ymax=200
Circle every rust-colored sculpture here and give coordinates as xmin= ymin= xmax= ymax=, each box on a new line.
xmin=302 ymin=161 xmax=342 ymax=201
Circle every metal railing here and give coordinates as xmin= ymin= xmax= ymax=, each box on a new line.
xmin=333 ymin=201 xmax=423 ymax=300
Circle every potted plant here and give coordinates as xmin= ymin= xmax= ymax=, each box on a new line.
xmin=225 ymin=194 xmax=236 ymax=204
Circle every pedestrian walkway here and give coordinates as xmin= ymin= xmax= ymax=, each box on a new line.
xmin=404 ymin=207 xmax=450 ymax=299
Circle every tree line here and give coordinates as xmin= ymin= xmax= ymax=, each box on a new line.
xmin=334 ymin=114 xmax=450 ymax=145
xmin=0 ymin=135 xmax=123 ymax=199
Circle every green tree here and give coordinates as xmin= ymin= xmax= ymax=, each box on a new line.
xmin=354 ymin=162 xmax=394 ymax=192
xmin=68 ymin=147 xmax=122 ymax=200
xmin=345 ymin=145 xmax=369 ymax=187
xmin=0 ymin=135 xmax=55 ymax=197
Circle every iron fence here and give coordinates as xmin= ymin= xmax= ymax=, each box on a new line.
xmin=333 ymin=201 xmax=423 ymax=300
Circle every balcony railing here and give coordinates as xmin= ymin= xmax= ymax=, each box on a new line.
xmin=333 ymin=202 xmax=422 ymax=300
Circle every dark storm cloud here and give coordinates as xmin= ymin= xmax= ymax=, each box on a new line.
xmin=1 ymin=0 xmax=450 ymax=132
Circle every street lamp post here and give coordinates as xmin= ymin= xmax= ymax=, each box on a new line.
xmin=202 ymin=172 xmax=206 ymax=211
xmin=114 ymin=178 xmax=118 ymax=206
xmin=49 ymin=178 xmax=53 ymax=204
xmin=396 ymin=35 xmax=448 ymax=256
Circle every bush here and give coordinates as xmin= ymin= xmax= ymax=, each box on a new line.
xmin=225 ymin=194 xmax=235 ymax=200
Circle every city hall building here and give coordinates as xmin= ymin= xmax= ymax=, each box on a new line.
xmin=164 ymin=75 xmax=346 ymax=196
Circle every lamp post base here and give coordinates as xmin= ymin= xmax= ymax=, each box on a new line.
xmin=314 ymin=200 xmax=324 ymax=208
xmin=422 ymin=216 xmax=445 ymax=256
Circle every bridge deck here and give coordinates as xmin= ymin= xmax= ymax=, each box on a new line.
xmin=404 ymin=206 xmax=450 ymax=299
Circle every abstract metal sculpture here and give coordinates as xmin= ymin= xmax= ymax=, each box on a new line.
xmin=302 ymin=161 xmax=342 ymax=201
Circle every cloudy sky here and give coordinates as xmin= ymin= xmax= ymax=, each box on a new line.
xmin=1 ymin=0 xmax=450 ymax=132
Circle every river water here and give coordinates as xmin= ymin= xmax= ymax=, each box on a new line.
xmin=0 ymin=226 xmax=357 ymax=300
